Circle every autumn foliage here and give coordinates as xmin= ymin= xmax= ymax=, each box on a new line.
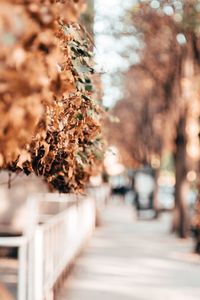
xmin=108 ymin=1 xmax=200 ymax=238
xmin=0 ymin=0 xmax=104 ymax=192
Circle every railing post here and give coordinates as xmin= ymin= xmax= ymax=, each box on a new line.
xmin=18 ymin=243 xmax=27 ymax=300
xmin=27 ymin=236 xmax=35 ymax=300
xmin=33 ymin=228 xmax=44 ymax=300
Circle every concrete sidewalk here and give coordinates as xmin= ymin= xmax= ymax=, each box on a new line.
xmin=57 ymin=204 xmax=200 ymax=300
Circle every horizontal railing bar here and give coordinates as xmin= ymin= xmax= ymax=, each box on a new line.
xmin=0 ymin=236 xmax=27 ymax=247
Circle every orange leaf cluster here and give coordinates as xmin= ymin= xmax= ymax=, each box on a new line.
xmin=0 ymin=0 xmax=104 ymax=192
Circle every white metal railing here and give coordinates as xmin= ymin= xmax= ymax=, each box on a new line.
xmin=34 ymin=196 xmax=95 ymax=300
xmin=0 ymin=186 xmax=110 ymax=300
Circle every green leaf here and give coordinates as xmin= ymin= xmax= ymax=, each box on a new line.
xmin=76 ymin=113 xmax=84 ymax=121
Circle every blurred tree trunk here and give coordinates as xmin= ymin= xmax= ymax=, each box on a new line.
xmin=172 ymin=111 xmax=190 ymax=238
xmin=193 ymin=118 xmax=200 ymax=253
xmin=172 ymin=30 xmax=199 ymax=239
